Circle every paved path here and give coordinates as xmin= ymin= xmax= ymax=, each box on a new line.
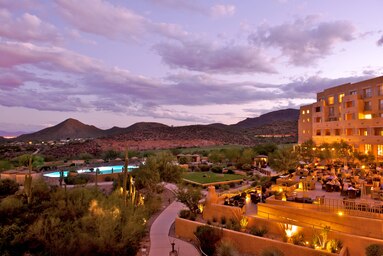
xmin=149 ymin=185 xmax=200 ymax=256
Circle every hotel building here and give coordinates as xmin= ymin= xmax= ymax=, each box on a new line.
xmin=298 ymin=76 xmax=383 ymax=159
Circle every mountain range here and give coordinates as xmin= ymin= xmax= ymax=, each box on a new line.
xmin=0 ymin=108 xmax=299 ymax=158
xmin=11 ymin=108 xmax=299 ymax=143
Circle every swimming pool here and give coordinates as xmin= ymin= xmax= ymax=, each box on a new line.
xmin=43 ymin=165 xmax=138 ymax=178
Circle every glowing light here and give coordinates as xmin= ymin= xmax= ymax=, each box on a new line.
xmin=198 ymin=204 xmax=204 ymax=213
xmin=361 ymin=165 xmax=365 ymax=169
xmin=337 ymin=211 xmax=344 ymax=216
xmin=240 ymin=217 xmax=248 ymax=230
xmin=364 ymin=114 xmax=372 ymax=119
xmin=284 ymin=224 xmax=298 ymax=238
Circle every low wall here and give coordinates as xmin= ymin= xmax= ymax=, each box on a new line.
xmin=203 ymin=203 xmax=244 ymax=222
xmin=1 ymin=172 xmax=43 ymax=185
xmin=258 ymin=202 xmax=383 ymax=239
xmin=175 ymin=218 xmax=340 ymax=256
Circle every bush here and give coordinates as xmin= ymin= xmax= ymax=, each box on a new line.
xmin=220 ymin=216 xmax=227 ymax=225
xmin=326 ymin=239 xmax=343 ymax=253
xmin=225 ymin=218 xmax=240 ymax=231
xmin=250 ymin=226 xmax=268 ymax=237
xmin=291 ymin=232 xmax=305 ymax=246
xmin=0 ymin=179 xmax=19 ymax=196
xmin=104 ymin=176 xmax=113 ymax=182
xmin=215 ymin=240 xmax=239 ymax=256
xmin=226 ymin=169 xmax=235 ymax=174
xmin=261 ymin=247 xmax=285 ymax=256
xmin=194 ymin=226 xmax=222 ymax=256
xmin=64 ymin=174 xmax=90 ymax=185
xmin=178 ymin=209 xmax=196 ymax=221
xmin=211 ymin=166 xmax=223 ymax=173
xmin=365 ymin=244 xmax=383 ymax=256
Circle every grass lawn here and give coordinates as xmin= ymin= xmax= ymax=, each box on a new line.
xmin=182 ymin=171 xmax=244 ymax=184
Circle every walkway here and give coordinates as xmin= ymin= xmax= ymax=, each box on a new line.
xmin=149 ymin=185 xmax=200 ymax=256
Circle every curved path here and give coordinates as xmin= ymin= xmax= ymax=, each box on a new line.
xmin=149 ymin=185 xmax=200 ymax=256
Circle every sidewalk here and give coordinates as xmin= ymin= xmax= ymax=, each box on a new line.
xmin=149 ymin=200 xmax=200 ymax=256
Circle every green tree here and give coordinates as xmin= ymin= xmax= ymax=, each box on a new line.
xmin=0 ymin=179 xmax=19 ymax=196
xmin=133 ymin=159 xmax=161 ymax=194
xmin=175 ymin=185 xmax=202 ymax=214
xmin=253 ymin=143 xmax=278 ymax=156
xmin=223 ymin=148 xmax=241 ymax=163
xmin=208 ymin=150 xmax=225 ymax=163
xmin=268 ymin=146 xmax=298 ymax=173
xmin=298 ymin=139 xmax=316 ymax=163
xmin=238 ymin=148 xmax=254 ymax=166
xmin=102 ymin=149 xmax=121 ymax=162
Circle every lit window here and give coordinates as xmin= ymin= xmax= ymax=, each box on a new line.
xmin=364 ymin=114 xmax=372 ymax=119
xmin=338 ymin=93 xmax=345 ymax=103
xmin=350 ymin=90 xmax=357 ymax=95
xmin=303 ymin=130 xmax=306 ymax=134
xmin=302 ymin=110 xmax=305 ymax=115
xmin=359 ymin=128 xmax=368 ymax=136
xmin=307 ymin=110 xmax=310 ymax=114
xmin=364 ymin=144 xmax=372 ymax=154
xmin=307 ymin=118 xmax=310 ymax=122
xmin=378 ymin=145 xmax=383 ymax=156
xmin=328 ymin=96 xmax=334 ymax=105
xmin=329 ymin=107 xmax=335 ymax=116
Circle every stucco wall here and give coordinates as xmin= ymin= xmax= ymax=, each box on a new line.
xmin=175 ymin=218 xmax=340 ymax=256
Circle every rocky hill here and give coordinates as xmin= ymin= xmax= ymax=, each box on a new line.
xmin=234 ymin=108 xmax=299 ymax=128
xmin=9 ymin=109 xmax=299 ymax=156
xmin=16 ymin=118 xmax=105 ymax=141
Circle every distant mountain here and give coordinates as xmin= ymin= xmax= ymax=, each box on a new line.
xmin=13 ymin=109 xmax=299 ymax=146
xmin=233 ymin=108 xmax=299 ymax=129
xmin=16 ymin=118 xmax=104 ymax=141
xmin=0 ymin=130 xmax=26 ymax=137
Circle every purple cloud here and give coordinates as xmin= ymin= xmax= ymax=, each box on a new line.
xmin=55 ymin=0 xmax=188 ymax=42
xmin=147 ymin=0 xmax=206 ymax=14
xmin=154 ymin=40 xmax=276 ymax=74
xmin=249 ymin=16 xmax=356 ymax=65
xmin=0 ymin=9 xmax=60 ymax=42
xmin=210 ymin=4 xmax=236 ymax=18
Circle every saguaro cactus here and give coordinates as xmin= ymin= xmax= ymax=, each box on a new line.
xmin=24 ymin=155 xmax=33 ymax=204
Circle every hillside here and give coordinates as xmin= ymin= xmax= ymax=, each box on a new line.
xmin=16 ymin=118 xmax=105 ymax=141
xmin=12 ymin=109 xmax=299 ymax=149
xmin=234 ymin=108 xmax=299 ymax=128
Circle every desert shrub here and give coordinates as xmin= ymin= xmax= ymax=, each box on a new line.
xmin=241 ymin=163 xmax=252 ymax=171
xmin=261 ymin=246 xmax=285 ymax=256
xmin=199 ymin=164 xmax=210 ymax=172
xmin=226 ymin=169 xmax=235 ymax=174
xmin=365 ymin=244 xmax=383 ymax=256
xmin=291 ymin=232 xmax=305 ymax=246
xmin=215 ymin=240 xmax=239 ymax=256
xmin=225 ymin=218 xmax=240 ymax=231
xmin=326 ymin=239 xmax=343 ymax=253
xmin=250 ymin=226 xmax=268 ymax=237
xmin=179 ymin=209 xmax=191 ymax=219
xmin=221 ymin=184 xmax=230 ymax=191
xmin=64 ymin=174 xmax=90 ymax=185
xmin=211 ymin=166 xmax=223 ymax=173
xmin=220 ymin=216 xmax=227 ymax=225
xmin=194 ymin=226 xmax=222 ymax=256
xmin=0 ymin=179 xmax=19 ymax=196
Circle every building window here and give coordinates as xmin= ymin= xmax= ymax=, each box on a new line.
xmin=338 ymin=93 xmax=345 ymax=103
xmin=325 ymin=129 xmax=331 ymax=136
xmin=346 ymin=128 xmax=353 ymax=135
xmin=374 ymin=127 xmax=383 ymax=136
xmin=379 ymin=100 xmax=383 ymax=110
xmin=378 ymin=145 xmax=383 ymax=157
xmin=345 ymin=113 xmax=354 ymax=120
xmin=350 ymin=90 xmax=357 ymax=95
xmin=307 ymin=118 xmax=310 ymax=122
xmin=364 ymin=144 xmax=372 ymax=154
xmin=345 ymin=101 xmax=354 ymax=108
xmin=335 ymin=129 xmax=341 ymax=136
xmin=328 ymin=96 xmax=334 ymax=105
xmin=315 ymin=106 xmax=321 ymax=112
xmin=315 ymin=117 xmax=322 ymax=123
xmin=303 ymin=130 xmax=305 ymax=134
xmin=316 ymin=130 xmax=321 ymax=136
xmin=359 ymin=128 xmax=368 ymax=136
xmin=302 ymin=110 xmax=306 ymax=115
xmin=378 ymin=84 xmax=383 ymax=96
xmin=363 ymin=88 xmax=372 ymax=98
xmin=328 ymin=107 xmax=335 ymax=116
xmin=363 ymin=114 xmax=372 ymax=119
xmin=307 ymin=110 xmax=310 ymax=114
xmin=364 ymin=101 xmax=372 ymax=111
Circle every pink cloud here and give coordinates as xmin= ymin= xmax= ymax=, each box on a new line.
xmin=0 ymin=8 xmax=60 ymax=42
xmin=55 ymin=0 xmax=187 ymax=42
xmin=210 ymin=4 xmax=236 ymax=18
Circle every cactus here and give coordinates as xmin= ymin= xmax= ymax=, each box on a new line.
xmin=123 ymin=148 xmax=129 ymax=205
xmin=95 ymin=168 xmax=99 ymax=188
xmin=24 ymin=155 xmax=33 ymax=204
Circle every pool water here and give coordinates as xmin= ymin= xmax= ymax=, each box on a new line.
xmin=43 ymin=165 xmax=138 ymax=178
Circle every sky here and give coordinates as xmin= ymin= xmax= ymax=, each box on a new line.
xmin=1 ymin=0 xmax=383 ymax=135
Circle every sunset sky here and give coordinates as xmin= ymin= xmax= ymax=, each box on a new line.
xmin=1 ymin=0 xmax=383 ymax=135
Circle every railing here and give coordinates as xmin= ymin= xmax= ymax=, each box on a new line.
xmin=320 ymin=198 xmax=383 ymax=219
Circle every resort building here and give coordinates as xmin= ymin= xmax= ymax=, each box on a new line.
xmin=298 ymin=76 xmax=383 ymax=159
